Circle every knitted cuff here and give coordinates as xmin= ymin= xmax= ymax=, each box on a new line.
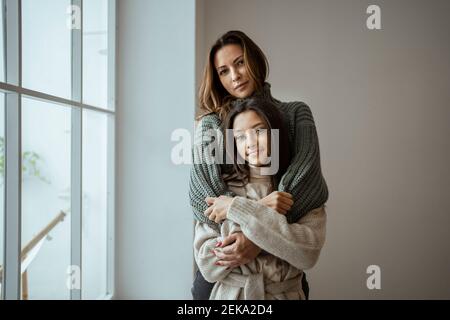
xmin=227 ymin=196 xmax=259 ymax=228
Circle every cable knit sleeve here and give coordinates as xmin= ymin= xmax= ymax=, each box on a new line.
xmin=227 ymin=196 xmax=327 ymax=270
xmin=189 ymin=114 xmax=235 ymax=229
xmin=277 ymin=102 xmax=329 ymax=223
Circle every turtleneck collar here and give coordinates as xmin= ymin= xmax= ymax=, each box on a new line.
xmin=253 ymin=82 xmax=273 ymax=100
xmin=230 ymin=82 xmax=279 ymax=109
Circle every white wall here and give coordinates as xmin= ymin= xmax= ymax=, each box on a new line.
xmin=199 ymin=0 xmax=450 ymax=299
xmin=116 ymin=0 xmax=196 ymax=299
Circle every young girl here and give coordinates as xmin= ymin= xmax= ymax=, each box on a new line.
xmin=193 ymin=97 xmax=326 ymax=300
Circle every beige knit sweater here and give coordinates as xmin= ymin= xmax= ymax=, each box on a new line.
xmin=193 ymin=167 xmax=327 ymax=300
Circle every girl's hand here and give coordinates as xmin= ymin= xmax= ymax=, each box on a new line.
xmin=204 ymin=196 xmax=233 ymax=223
xmin=258 ymin=191 xmax=294 ymax=215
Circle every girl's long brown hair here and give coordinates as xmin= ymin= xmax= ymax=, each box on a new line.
xmin=199 ymin=30 xmax=269 ymax=120
xmin=222 ymin=97 xmax=290 ymax=185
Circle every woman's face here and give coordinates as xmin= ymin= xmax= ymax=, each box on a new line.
xmin=232 ymin=110 xmax=270 ymax=167
xmin=214 ymin=44 xmax=256 ymax=99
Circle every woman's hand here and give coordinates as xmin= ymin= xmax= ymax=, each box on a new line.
xmin=258 ymin=191 xmax=294 ymax=215
xmin=204 ymin=195 xmax=233 ymax=223
xmin=213 ymin=232 xmax=261 ymax=269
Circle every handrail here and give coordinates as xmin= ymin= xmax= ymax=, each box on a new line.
xmin=21 ymin=211 xmax=66 ymax=258
xmin=0 ymin=211 xmax=67 ymax=284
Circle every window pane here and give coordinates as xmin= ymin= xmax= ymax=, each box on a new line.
xmin=83 ymin=0 xmax=109 ymax=109
xmin=21 ymin=97 xmax=71 ymax=300
xmin=22 ymin=0 xmax=71 ymax=99
xmin=82 ymin=109 xmax=109 ymax=299
xmin=0 ymin=93 xmax=4 ymax=298
xmin=0 ymin=5 xmax=5 ymax=82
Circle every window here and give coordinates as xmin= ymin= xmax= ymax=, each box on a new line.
xmin=82 ymin=109 xmax=113 ymax=299
xmin=21 ymin=98 xmax=72 ymax=299
xmin=1 ymin=0 xmax=116 ymax=300
xmin=0 ymin=93 xmax=4 ymax=299
xmin=83 ymin=0 xmax=110 ymax=109
xmin=22 ymin=0 xmax=72 ymax=99
xmin=0 ymin=3 xmax=4 ymax=83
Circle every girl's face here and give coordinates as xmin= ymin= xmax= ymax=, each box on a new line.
xmin=214 ymin=44 xmax=256 ymax=99
xmin=232 ymin=110 xmax=270 ymax=167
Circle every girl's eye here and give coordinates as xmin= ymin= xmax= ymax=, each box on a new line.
xmin=237 ymin=60 xmax=244 ymax=66
xmin=235 ymin=135 xmax=245 ymax=142
xmin=219 ymin=69 xmax=228 ymax=76
xmin=256 ymin=128 xmax=266 ymax=135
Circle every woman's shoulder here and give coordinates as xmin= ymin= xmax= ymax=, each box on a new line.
xmin=193 ymin=112 xmax=223 ymax=145
xmin=277 ymin=100 xmax=315 ymax=125
xmin=277 ymin=100 xmax=312 ymax=114
xmin=196 ymin=112 xmax=222 ymax=129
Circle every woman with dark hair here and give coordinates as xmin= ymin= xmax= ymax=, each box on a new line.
xmin=194 ymin=97 xmax=326 ymax=299
xmin=190 ymin=30 xmax=328 ymax=299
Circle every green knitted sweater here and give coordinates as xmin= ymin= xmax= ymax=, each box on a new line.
xmin=189 ymin=83 xmax=328 ymax=229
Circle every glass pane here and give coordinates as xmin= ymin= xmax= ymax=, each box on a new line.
xmin=82 ymin=109 xmax=109 ymax=299
xmin=21 ymin=97 xmax=71 ymax=300
xmin=83 ymin=0 xmax=109 ymax=109
xmin=22 ymin=0 xmax=71 ymax=99
xmin=0 ymin=4 xmax=5 ymax=82
xmin=0 ymin=93 xmax=4 ymax=298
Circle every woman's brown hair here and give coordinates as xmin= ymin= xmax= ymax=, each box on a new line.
xmin=199 ymin=30 xmax=269 ymax=120
xmin=222 ymin=97 xmax=290 ymax=185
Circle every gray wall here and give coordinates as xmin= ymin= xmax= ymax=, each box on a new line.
xmin=198 ymin=0 xmax=450 ymax=299
xmin=115 ymin=0 xmax=450 ymax=299
xmin=116 ymin=0 xmax=196 ymax=299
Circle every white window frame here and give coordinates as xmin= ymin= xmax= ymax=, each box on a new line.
xmin=1 ymin=0 xmax=116 ymax=300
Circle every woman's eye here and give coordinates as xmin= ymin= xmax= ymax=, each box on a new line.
xmin=237 ymin=60 xmax=244 ymax=66
xmin=219 ymin=69 xmax=228 ymax=76
xmin=235 ymin=135 xmax=245 ymax=141
xmin=256 ymin=129 xmax=266 ymax=135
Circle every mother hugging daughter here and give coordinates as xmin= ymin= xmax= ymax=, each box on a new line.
xmin=189 ymin=30 xmax=329 ymax=300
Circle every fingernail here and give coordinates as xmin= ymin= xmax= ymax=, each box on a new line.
xmin=216 ymin=242 xmax=222 ymax=247
xmin=211 ymin=250 xmax=216 ymax=255
xmin=214 ymin=262 xmax=220 ymax=266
